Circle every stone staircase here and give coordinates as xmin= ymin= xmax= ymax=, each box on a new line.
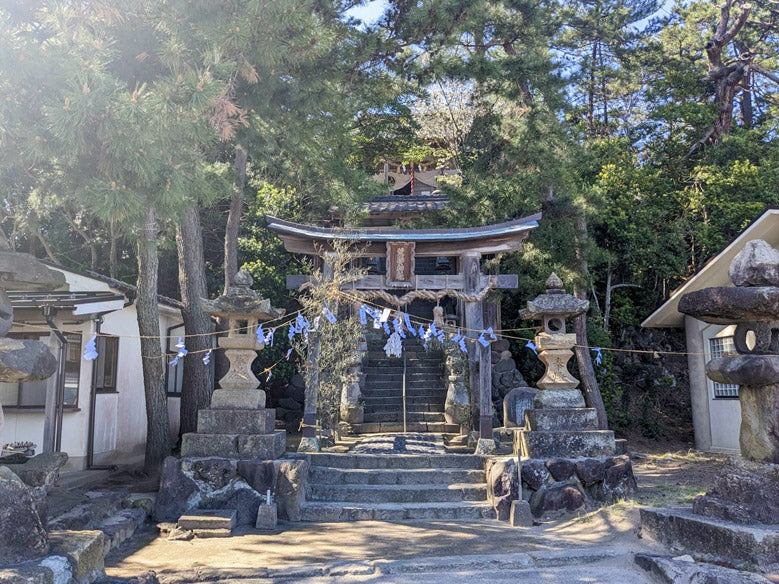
xmin=353 ymin=332 xmax=459 ymax=434
xmin=300 ymin=452 xmax=495 ymax=522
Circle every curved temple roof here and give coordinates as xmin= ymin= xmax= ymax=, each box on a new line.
xmin=265 ymin=213 xmax=542 ymax=257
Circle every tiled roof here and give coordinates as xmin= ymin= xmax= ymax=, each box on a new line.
xmin=363 ymin=195 xmax=450 ymax=214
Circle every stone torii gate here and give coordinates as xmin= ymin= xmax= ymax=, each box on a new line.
xmin=266 ymin=213 xmax=540 ymax=453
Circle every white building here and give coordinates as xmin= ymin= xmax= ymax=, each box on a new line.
xmin=1 ymin=264 xmax=185 ymax=470
xmin=642 ymin=208 xmax=779 ymax=454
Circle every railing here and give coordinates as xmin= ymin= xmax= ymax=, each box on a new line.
xmin=402 ymin=353 xmax=408 ymax=433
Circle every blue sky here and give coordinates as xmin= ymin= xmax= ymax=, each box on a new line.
xmin=344 ymin=0 xmax=389 ymax=27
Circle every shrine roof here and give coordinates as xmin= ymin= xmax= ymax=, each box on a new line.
xmin=364 ymin=194 xmax=449 ymax=214
xmin=265 ymin=213 xmax=542 ymax=257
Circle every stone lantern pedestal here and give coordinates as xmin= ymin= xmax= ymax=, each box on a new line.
xmin=516 ymin=274 xmax=615 ymax=459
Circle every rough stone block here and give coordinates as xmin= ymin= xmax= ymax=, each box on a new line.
xmin=48 ymin=531 xmax=104 ymax=584
xmin=237 ymin=431 xmax=286 ymax=459
xmin=635 ymin=553 xmax=773 ymax=584
xmin=485 ymin=457 xmax=519 ymax=521
xmin=729 ymin=239 xmax=779 ymax=287
xmin=237 ymin=460 xmax=277 ymax=494
xmin=530 ymin=483 xmax=586 ymax=518
xmin=180 ymin=433 xmax=238 ymax=458
xmin=509 ymin=500 xmax=533 ymax=527
xmin=575 ymin=458 xmax=605 ymax=486
xmin=693 ymin=463 xmax=779 ymax=525
xmin=192 ymin=528 xmax=232 ymax=538
xmin=255 ymin=504 xmax=278 ymax=530
xmin=0 ymin=338 xmax=57 ymax=383
xmin=273 ymin=458 xmax=309 ymax=522
xmin=503 ymin=387 xmax=537 ymax=427
xmin=0 ymin=466 xmax=48 ymax=564
xmin=545 ymin=458 xmax=576 ymax=481
xmin=9 ymin=452 xmax=68 ymax=489
xmin=520 ymin=459 xmax=550 ymax=491
xmin=525 ymin=408 xmax=598 ymax=431
xmin=210 ymin=389 xmax=265 ymax=410
xmin=197 ymin=409 xmax=275 ymax=434
xmin=517 ymin=430 xmax=615 ymax=458
xmin=178 ymin=509 xmax=236 ymax=530
xmin=640 ymin=507 xmax=779 ymax=571
xmin=0 ymin=563 xmax=55 ymax=584
xmin=533 ymin=389 xmax=586 ymax=409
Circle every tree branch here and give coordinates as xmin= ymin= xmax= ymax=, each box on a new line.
xmin=752 ymin=64 xmax=779 ymax=85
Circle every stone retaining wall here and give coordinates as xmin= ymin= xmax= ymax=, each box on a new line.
xmin=520 ymin=455 xmax=637 ymax=518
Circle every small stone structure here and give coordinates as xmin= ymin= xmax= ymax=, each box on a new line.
xmin=157 ymin=271 xmax=295 ymax=532
xmin=503 ymin=274 xmax=635 ymax=518
xmin=179 ymin=270 xmax=286 ymax=459
xmin=516 ymin=273 xmax=616 ymax=459
xmin=641 ymin=240 xmax=779 ymax=573
xmin=340 ymin=334 xmax=367 ymax=425
xmin=443 ymin=334 xmax=470 ymax=426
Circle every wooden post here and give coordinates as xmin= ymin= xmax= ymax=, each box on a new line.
xmin=298 ymin=330 xmax=321 ymax=452
xmin=461 ymin=252 xmax=495 ymax=454
xmin=298 ymin=252 xmax=335 ymax=452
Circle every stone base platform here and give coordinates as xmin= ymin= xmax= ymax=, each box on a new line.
xmin=516 ymin=430 xmax=616 ymax=458
xmin=524 ymin=408 xmax=598 ymax=431
xmin=520 ymin=456 xmax=636 ymax=518
xmin=181 ymin=430 xmax=286 ymax=459
xmin=196 ymin=408 xmax=275 ymax=434
xmin=640 ymin=507 xmax=779 ymax=572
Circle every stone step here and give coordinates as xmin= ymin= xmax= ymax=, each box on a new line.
xmin=309 ymin=467 xmax=485 ymax=485
xmin=366 ymin=350 xmax=440 ymax=358
xmin=180 ymin=430 xmax=286 ymax=459
xmin=364 ymin=381 xmax=443 ymax=391
xmin=307 ymin=453 xmax=486 ymax=470
xmin=365 ymin=373 xmax=443 ymax=382
xmin=49 ymin=489 xmax=131 ymax=531
xmin=196 ymin=408 xmax=275 ymax=435
xmin=365 ymin=360 xmax=442 ymax=368
xmin=300 ymin=501 xmax=495 ymax=522
xmin=309 ymin=483 xmax=488 ymax=503
xmin=363 ymin=411 xmax=446 ymax=423
xmin=97 ymin=506 xmax=148 ymax=557
xmin=352 ymin=422 xmax=460 ymax=434
xmin=177 ymin=509 xmax=237 ymax=530
xmin=363 ymin=399 xmax=443 ymax=411
xmin=362 ymin=388 xmax=446 ymax=397
xmin=363 ymin=366 xmax=443 ymax=375
xmin=640 ymin=507 xmax=779 ymax=572
xmin=517 ymin=430 xmax=616 ymax=458
xmin=524 ymin=409 xmax=599 ymax=432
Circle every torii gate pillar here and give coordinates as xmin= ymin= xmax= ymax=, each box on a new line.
xmin=461 ymin=252 xmax=496 ymax=454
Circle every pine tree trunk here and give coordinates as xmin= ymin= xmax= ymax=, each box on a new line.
xmin=109 ymin=220 xmax=119 ymax=280
xmin=573 ymin=209 xmax=609 ymax=430
xmin=217 ymin=146 xmax=248 ymax=383
xmin=224 ymin=146 xmax=247 ymax=291
xmin=176 ymin=205 xmax=214 ymax=436
xmin=137 ymin=206 xmax=170 ymax=474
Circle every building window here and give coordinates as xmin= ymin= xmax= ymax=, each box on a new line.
xmin=709 ymin=336 xmax=739 ymax=399
xmin=166 ymin=325 xmax=185 ymax=396
xmin=0 ymin=332 xmax=81 ymax=408
xmin=95 ymin=336 xmax=119 ymax=393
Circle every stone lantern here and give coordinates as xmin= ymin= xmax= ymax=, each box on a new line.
xmin=179 ymin=270 xmax=287 ymax=459
xmin=678 ymin=240 xmax=779 ymax=463
xmin=517 ymin=273 xmax=615 ymax=459
xmin=521 ymin=273 xmax=589 ymax=407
